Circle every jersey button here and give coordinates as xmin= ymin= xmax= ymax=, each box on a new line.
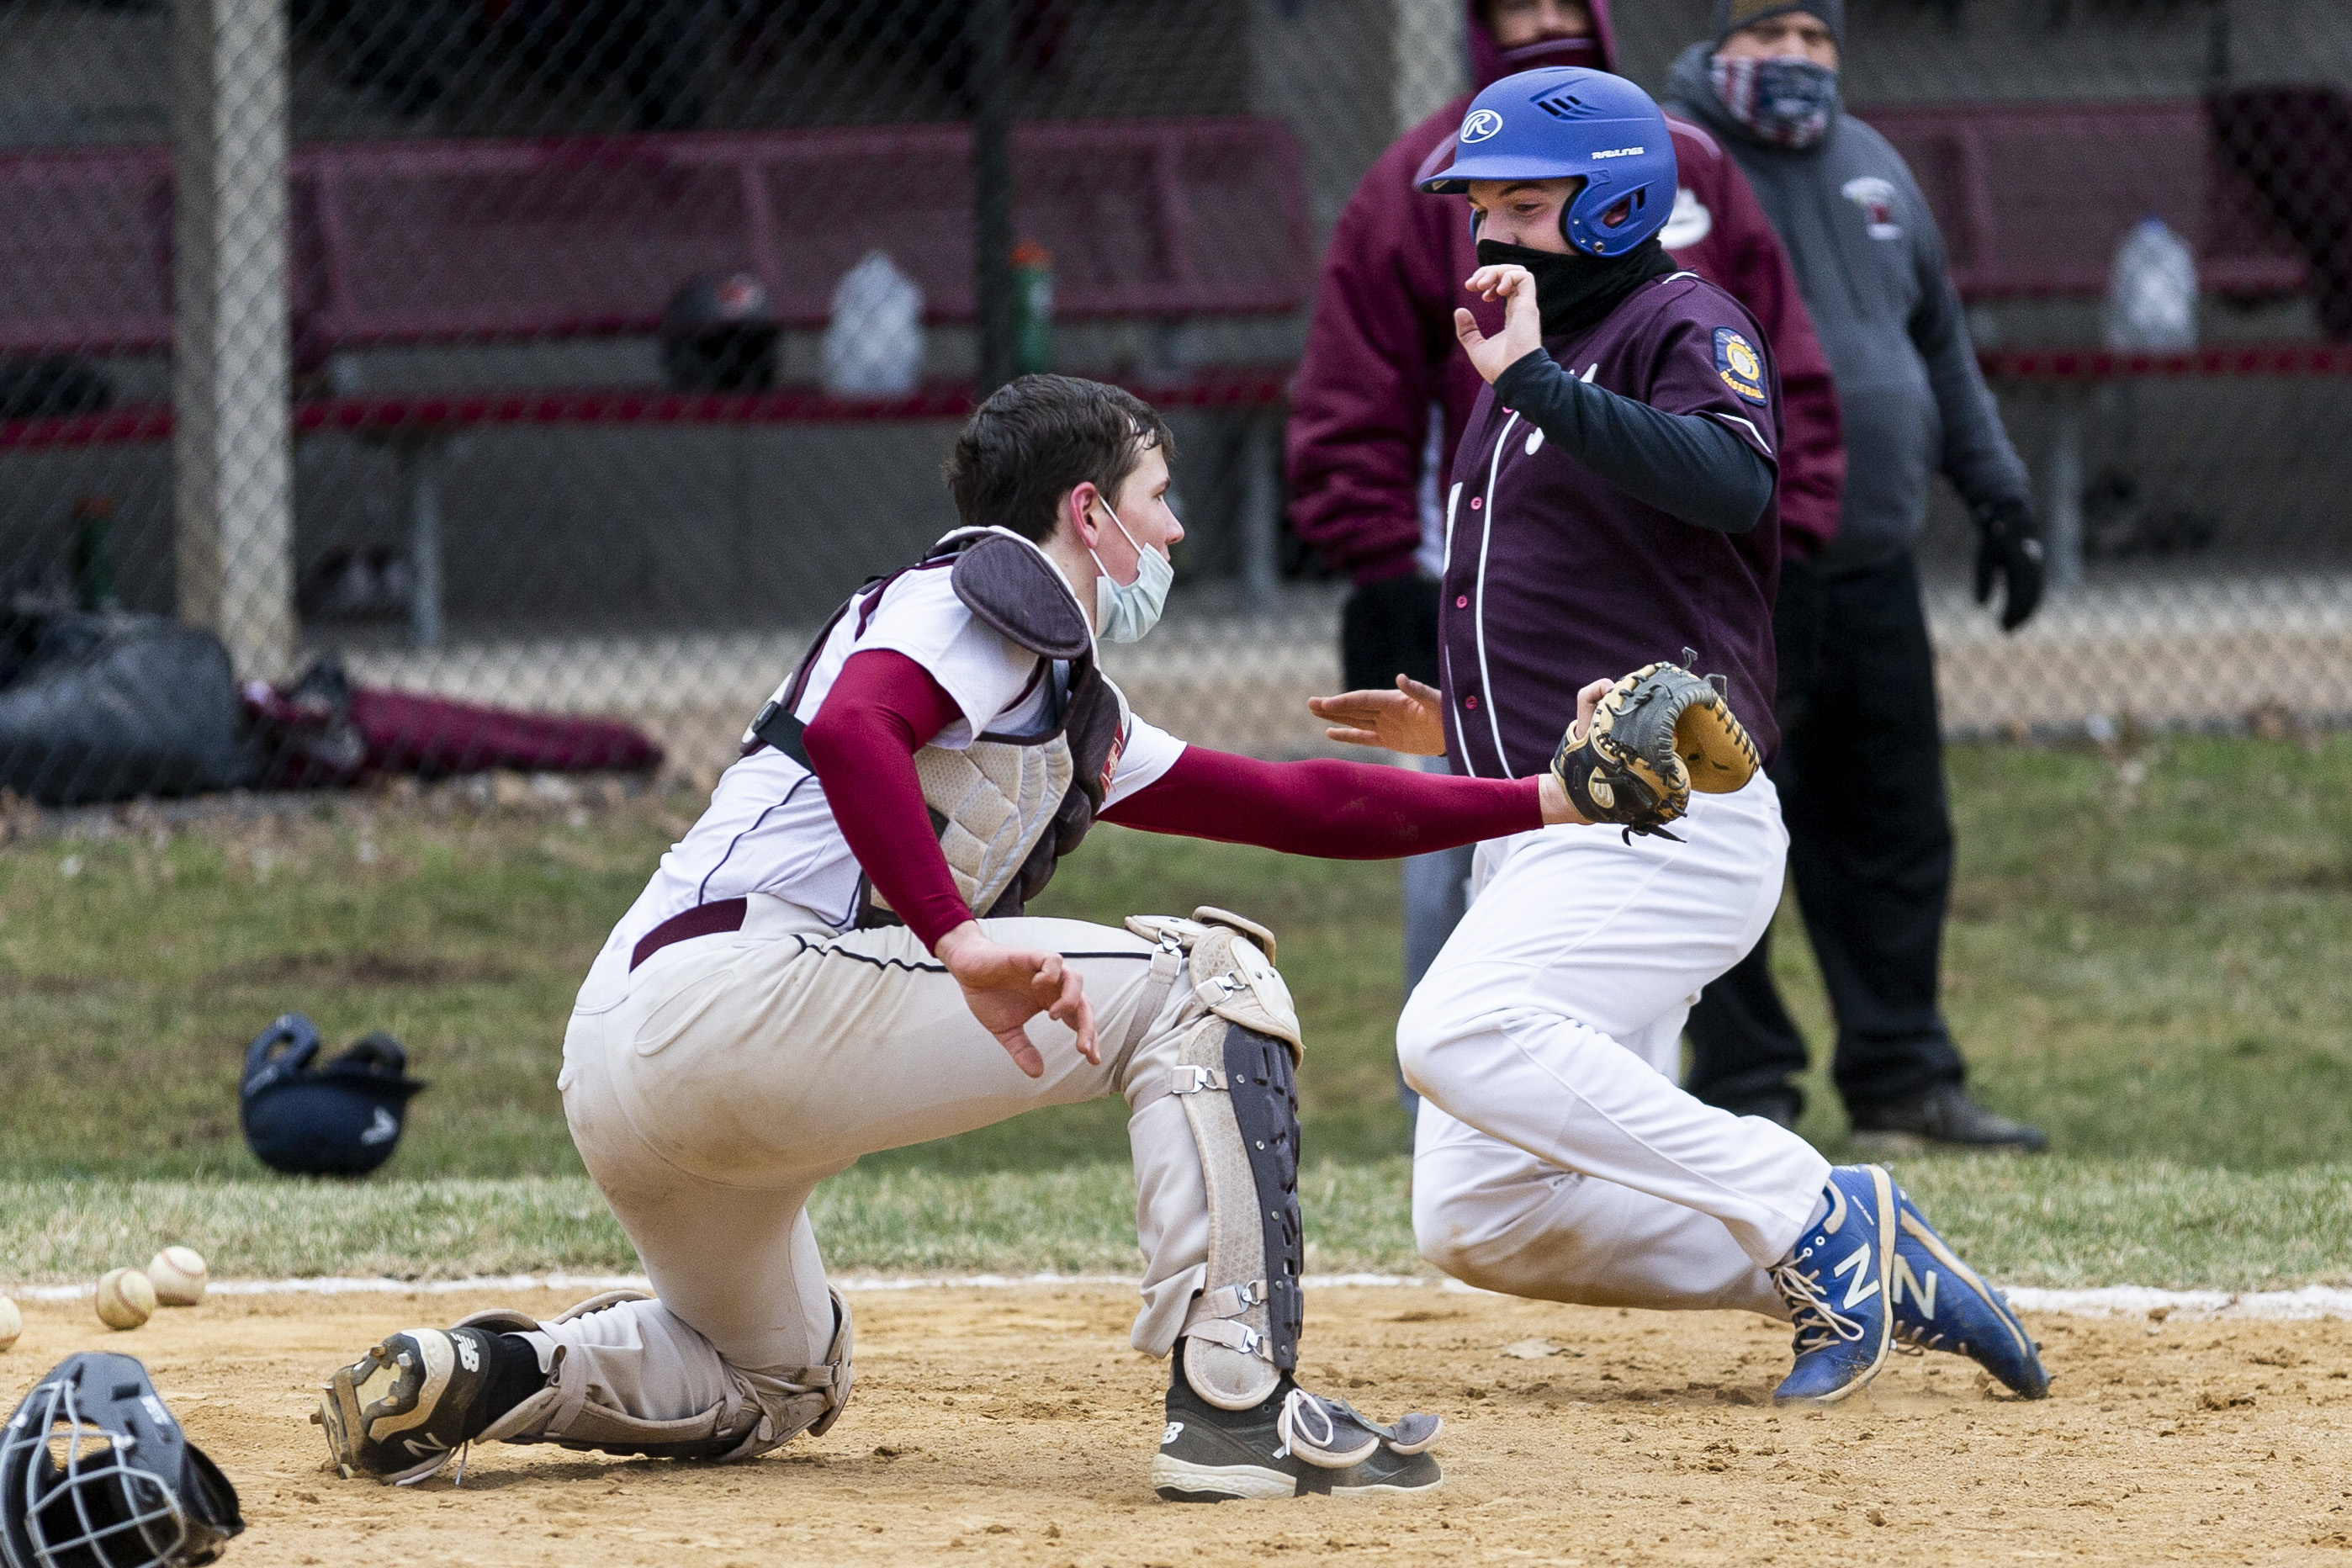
xmin=1465 ymin=694 xmax=1480 ymax=710
xmin=1455 ymin=595 xmax=1469 ymax=608
xmin=1469 ymin=497 xmax=1481 ymax=510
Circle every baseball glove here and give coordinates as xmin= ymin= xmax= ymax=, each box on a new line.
xmin=1550 ymin=657 xmax=1761 ymax=842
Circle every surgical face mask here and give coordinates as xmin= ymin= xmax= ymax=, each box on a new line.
xmin=1089 ymin=499 xmax=1173 ymax=644
xmin=1708 ymin=55 xmax=1840 ymax=150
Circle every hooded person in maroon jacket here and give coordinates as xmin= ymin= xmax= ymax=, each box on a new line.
xmin=1287 ymin=0 xmax=1843 ymax=1115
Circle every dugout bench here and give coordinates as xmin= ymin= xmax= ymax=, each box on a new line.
xmin=1868 ymin=93 xmax=2352 ymax=585
xmin=0 ymin=118 xmax=1310 ymax=644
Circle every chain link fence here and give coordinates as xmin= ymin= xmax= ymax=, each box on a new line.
xmin=0 ymin=0 xmax=2346 ymax=803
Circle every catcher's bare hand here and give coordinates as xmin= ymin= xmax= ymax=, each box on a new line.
xmin=935 ymin=922 xmax=1097 ymax=1078
xmin=1454 ymin=264 xmax=1544 ymax=384
xmin=1309 ymin=674 xmax=1447 ymax=756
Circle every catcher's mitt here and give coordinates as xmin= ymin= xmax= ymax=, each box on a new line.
xmin=1550 ymin=655 xmax=1761 ymax=842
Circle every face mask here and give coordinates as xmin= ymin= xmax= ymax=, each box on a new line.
xmin=1708 ymin=55 xmax=1839 ymax=150
xmin=1473 ymin=236 xmax=1674 ymax=339
xmin=1496 ymin=34 xmax=1598 ymax=72
xmin=1088 ymin=499 xmax=1173 ymax=644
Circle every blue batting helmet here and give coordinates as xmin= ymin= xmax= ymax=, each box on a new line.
xmin=1417 ymin=67 xmax=1679 ymax=257
xmin=239 ymin=1014 xmax=426 ymax=1177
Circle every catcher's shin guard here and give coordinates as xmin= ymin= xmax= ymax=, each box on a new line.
xmin=320 ymin=1289 xmax=855 ymax=1481
xmin=506 ymin=1289 xmax=854 ymax=1462
xmin=1126 ymin=910 xmax=1305 ymax=1411
xmin=1173 ymin=1019 xmax=1306 ymax=1409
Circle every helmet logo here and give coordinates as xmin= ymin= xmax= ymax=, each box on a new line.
xmin=1591 ymin=146 xmax=1645 ymax=160
xmin=1460 ymin=109 xmax=1504 ymax=144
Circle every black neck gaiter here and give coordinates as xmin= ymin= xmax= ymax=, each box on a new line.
xmin=1475 ymin=236 xmax=1677 ymax=341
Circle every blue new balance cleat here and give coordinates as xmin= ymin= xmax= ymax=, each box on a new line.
xmin=1770 ymin=1164 xmax=1897 ymax=1406
xmin=1888 ymin=1182 xmax=2051 ymax=1398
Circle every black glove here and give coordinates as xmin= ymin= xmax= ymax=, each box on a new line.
xmin=1973 ymin=497 xmax=2046 ymax=632
xmin=1339 ymin=573 xmax=1442 ymax=692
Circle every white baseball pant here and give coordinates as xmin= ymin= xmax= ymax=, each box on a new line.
xmin=1399 ymin=776 xmax=1830 ymax=1316
xmin=526 ymin=897 xmax=1236 ymax=1444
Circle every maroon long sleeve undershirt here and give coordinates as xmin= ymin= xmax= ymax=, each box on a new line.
xmin=802 ymin=649 xmax=1545 ymax=952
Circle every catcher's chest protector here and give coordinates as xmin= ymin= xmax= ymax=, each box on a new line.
xmin=746 ymin=527 xmax=1129 ymax=924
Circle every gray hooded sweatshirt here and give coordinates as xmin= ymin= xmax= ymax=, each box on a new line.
xmin=1666 ymin=43 xmax=2029 ymax=573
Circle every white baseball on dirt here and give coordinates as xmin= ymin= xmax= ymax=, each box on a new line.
xmin=0 ymin=1295 xmax=20 ymax=1351
xmin=95 ymin=1268 xmax=156 ymax=1330
xmin=148 ymin=1246 xmax=209 ymax=1306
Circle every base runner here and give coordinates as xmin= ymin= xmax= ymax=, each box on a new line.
xmin=314 ymin=374 xmax=1616 ymax=1502
xmin=1312 ymin=67 xmax=2050 ymax=1405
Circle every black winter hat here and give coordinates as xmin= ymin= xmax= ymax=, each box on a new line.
xmin=1714 ymin=0 xmax=1845 ymax=48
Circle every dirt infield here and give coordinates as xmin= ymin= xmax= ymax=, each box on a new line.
xmin=3 ymin=1284 xmax=2347 ymax=1565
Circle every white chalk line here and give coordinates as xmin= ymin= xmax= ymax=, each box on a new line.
xmin=8 ymin=1273 xmax=2350 ymax=1320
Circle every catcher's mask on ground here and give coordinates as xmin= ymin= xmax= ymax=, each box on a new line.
xmin=0 ymin=1353 xmax=244 ymax=1568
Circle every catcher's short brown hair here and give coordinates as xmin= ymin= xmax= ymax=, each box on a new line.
xmin=946 ymin=374 xmax=1175 ymax=543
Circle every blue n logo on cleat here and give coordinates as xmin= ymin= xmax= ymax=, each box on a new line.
xmin=1891 ymin=1256 xmax=1938 ymax=1318
xmin=1834 ymin=1245 xmax=1881 ymax=1308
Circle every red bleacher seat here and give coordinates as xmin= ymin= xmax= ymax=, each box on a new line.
xmin=0 ymin=118 xmax=1308 ymax=385
xmin=1862 ymin=98 xmax=2306 ymax=304
xmin=0 ymin=145 xmax=174 ymax=357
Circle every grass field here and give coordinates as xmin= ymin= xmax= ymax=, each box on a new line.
xmin=2 ymin=734 xmax=2348 ymax=1285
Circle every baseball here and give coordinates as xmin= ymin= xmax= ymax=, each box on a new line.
xmin=148 ymin=1246 xmax=209 ymax=1306
xmin=0 ymin=1295 xmax=19 ymax=1351
xmin=95 ymin=1268 xmax=156 ymax=1330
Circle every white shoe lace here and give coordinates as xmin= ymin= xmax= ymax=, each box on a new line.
xmin=1771 ymin=1251 xmax=1867 ymax=1356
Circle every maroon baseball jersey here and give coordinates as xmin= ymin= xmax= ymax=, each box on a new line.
xmin=1439 ymin=272 xmax=1784 ymax=781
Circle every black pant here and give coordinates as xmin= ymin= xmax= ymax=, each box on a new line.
xmin=1685 ymin=548 xmax=1968 ymax=1116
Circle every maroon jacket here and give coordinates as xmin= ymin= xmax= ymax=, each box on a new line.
xmin=1287 ymin=0 xmax=1844 ymax=583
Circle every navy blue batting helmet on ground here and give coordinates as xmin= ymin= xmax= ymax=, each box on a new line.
xmin=1417 ymin=67 xmax=1679 ymax=257
xmin=0 ymin=1352 xmax=244 ymax=1568
xmin=238 ymin=1014 xmax=426 ymax=1178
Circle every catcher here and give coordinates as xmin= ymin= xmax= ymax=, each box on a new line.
xmin=311 ymin=373 xmax=1637 ymax=1502
xmin=1310 ymin=66 xmax=2047 ymax=1405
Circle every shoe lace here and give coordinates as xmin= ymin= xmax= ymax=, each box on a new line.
xmin=1770 ymin=1253 xmax=1867 ymax=1356
xmin=393 ymin=1440 xmax=469 ymax=1487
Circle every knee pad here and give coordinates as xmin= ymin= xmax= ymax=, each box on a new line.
xmin=467 ymin=1287 xmax=854 ymax=1462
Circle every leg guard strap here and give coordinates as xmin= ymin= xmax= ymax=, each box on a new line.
xmin=1277 ymin=1391 xmax=1445 ymax=1470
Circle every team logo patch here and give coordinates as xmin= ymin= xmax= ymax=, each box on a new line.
xmin=1097 ymin=719 xmax=1128 ymax=797
xmin=1842 ymin=176 xmax=1903 ymax=241
xmin=1460 ymin=109 xmax=1503 ymax=143
xmin=1713 ymin=327 xmax=1767 ymax=405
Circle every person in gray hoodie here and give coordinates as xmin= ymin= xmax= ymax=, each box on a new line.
xmin=1666 ymin=0 xmax=2049 ymax=1151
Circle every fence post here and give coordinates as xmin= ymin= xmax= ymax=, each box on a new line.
xmin=172 ymin=0 xmax=294 ymax=680
xmin=971 ymin=0 xmax=1016 ymax=397
xmin=1393 ymin=0 xmax=1466 ymax=134
xmin=1239 ymin=410 xmax=1281 ymax=612
xmin=2043 ymin=390 xmax=2086 ymax=592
